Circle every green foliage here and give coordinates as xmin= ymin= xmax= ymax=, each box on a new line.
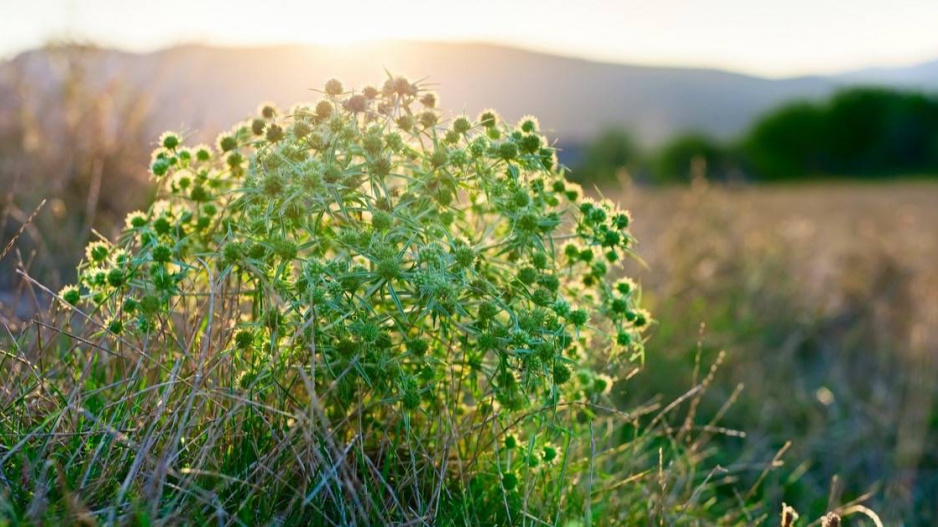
xmin=742 ymin=101 xmax=834 ymax=179
xmin=744 ymin=88 xmax=938 ymax=179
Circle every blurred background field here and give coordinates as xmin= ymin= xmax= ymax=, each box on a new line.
xmin=614 ymin=181 xmax=938 ymax=522
xmin=4 ymin=5 xmax=938 ymax=523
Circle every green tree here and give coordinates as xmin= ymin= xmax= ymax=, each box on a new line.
xmin=743 ymin=88 xmax=938 ymax=180
xmin=824 ymin=88 xmax=938 ymax=175
xmin=742 ymin=101 xmax=829 ymax=180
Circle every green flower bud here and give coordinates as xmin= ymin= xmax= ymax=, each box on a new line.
xmin=151 ymin=158 xmax=170 ymax=177
xmin=452 ymin=116 xmax=472 ymax=134
xmin=194 ymin=145 xmax=211 ymax=162
xmin=479 ymin=110 xmax=499 ymax=128
xmin=153 ymin=217 xmax=171 ymax=235
xmin=531 ymin=287 xmax=553 ymax=306
xmin=520 ymin=117 xmax=539 ymax=133
xmin=542 ymin=445 xmax=557 ymax=462
xmin=568 ymin=309 xmax=588 ymax=326
xmin=123 ymin=298 xmax=138 ymax=313
xmin=292 ymin=121 xmax=311 ymax=138
xmin=371 ymin=211 xmax=392 ymax=231
xmin=266 ymin=124 xmax=284 ymax=142
xmin=251 ymin=118 xmax=266 ymax=136
xmin=377 ymin=257 xmax=401 ymax=281
xmin=531 ymin=252 xmax=548 ymax=269
xmin=260 ymin=103 xmax=277 ymax=119
xmin=430 ymin=149 xmax=449 ymax=167
xmin=587 ymin=205 xmax=608 ymax=225
xmin=453 ymin=245 xmax=474 ymax=268
xmin=407 ymin=338 xmax=429 ymax=356
xmin=519 ymin=134 xmax=541 ymax=154
xmin=227 ymin=151 xmax=244 ymax=169
xmin=553 ymin=362 xmax=571 ymax=384
xmin=60 ymin=285 xmax=81 ymax=305
xmin=106 ymin=268 xmax=125 ymax=288
xmin=518 ymin=267 xmax=538 ymax=285
xmin=235 ymin=329 xmax=254 ymax=349
xmin=498 ymin=141 xmax=518 ymax=161
xmin=86 ymin=241 xmax=109 ymax=263
xmin=419 ymin=110 xmax=439 ymax=128
xmin=160 ymin=132 xmax=181 ymax=150
xmin=396 ymin=115 xmax=415 ymax=132
xmin=477 ymin=301 xmax=498 ymax=321
xmin=217 ymin=134 xmax=237 ymax=153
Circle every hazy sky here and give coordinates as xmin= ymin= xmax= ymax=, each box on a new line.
xmin=3 ymin=0 xmax=938 ymax=77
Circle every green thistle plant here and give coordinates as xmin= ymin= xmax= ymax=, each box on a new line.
xmin=57 ymin=74 xmax=651 ymax=523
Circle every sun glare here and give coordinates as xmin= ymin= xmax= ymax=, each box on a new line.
xmin=203 ymin=3 xmax=412 ymax=49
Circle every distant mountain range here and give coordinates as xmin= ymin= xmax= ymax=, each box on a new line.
xmin=833 ymin=58 xmax=938 ymax=89
xmin=3 ymin=41 xmax=938 ymax=148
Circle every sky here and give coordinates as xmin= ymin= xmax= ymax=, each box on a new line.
xmin=2 ymin=0 xmax=938 ymax=77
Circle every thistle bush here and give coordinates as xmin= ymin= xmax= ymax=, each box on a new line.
xmin=6 ymin=76 xmax=671 ymax=524
xmin=86 ymin=79 xmax=648 ymax=398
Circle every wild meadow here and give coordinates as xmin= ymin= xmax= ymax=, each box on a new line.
xmin=0 ymin=70 xmax=924 ymax=526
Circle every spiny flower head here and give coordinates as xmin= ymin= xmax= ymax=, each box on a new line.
xmin=193 ymin=144 xmax=212 ymax=162
xmin=479 ymin=109 xmax=499 ymax=128
xmin=541 ymin=444 xmax=558 ymax=463
xmin=85 ymin=241 xmax=110 ymax=264
xmin=160 ymin=131 xmax=181 ymax=150
xmin=217 ymin=133 xmax=238 ymax=153
xmin=324 ymin=79 xmax=343 ymax=96
xmin=59 ymin=284 xmax=81 ymax=305
xmin=258 ymin=102 xmax=278 ymax=119
xmin=519 ymin=116 xmax=540 ymax=133
xmin=420 ymin=92 xmax=438 ymax=108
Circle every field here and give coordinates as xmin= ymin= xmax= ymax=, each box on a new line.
xmin=4 ymin=6 xmax=938 ymax=520
xmin=611 ymin=181 xmax=938 ymax=523
xmin=1 ymin=80 xmax=936 ymax=524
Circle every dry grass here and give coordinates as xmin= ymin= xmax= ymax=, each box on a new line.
xmin=605 ymin=180 xmax=938 ymax=524
xmin=0 ymin=265 xmax=783 ymax=525
xmin=0 ymin=45 xmax=153 ymax=291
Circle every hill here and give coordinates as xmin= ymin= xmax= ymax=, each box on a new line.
xmin=3 ymin=41 xmax=938 ymax=150
xmin=1 ymin=41 xmax=835 ymax=146
xmin=833 ymin=58 xmax=938 ymax=90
